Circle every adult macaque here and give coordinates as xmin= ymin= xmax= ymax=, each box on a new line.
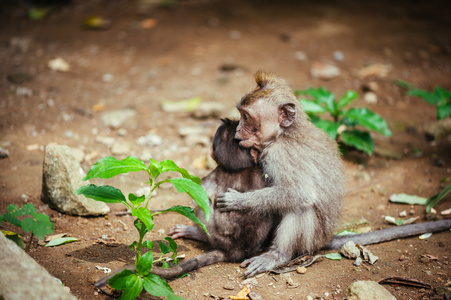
xmin=215 ymin=71 xmax=451 ymax=277
xmin=96 ymin=119 xmax=273 ymax=286
xmin=215 ymin=71 xmax=345 ymax=276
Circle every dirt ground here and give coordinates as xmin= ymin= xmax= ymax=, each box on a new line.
xmin=1 ymin=0 xmax=450 ymax=299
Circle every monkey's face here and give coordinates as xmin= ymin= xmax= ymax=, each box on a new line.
xmin=236 ymin=99 xmax=280 ymax=150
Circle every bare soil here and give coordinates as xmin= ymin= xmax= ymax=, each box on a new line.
xmin=1 ymin=0 xmax=450 ymax=299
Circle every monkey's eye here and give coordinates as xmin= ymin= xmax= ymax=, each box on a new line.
xmin=243 ymin=113 xmax=249 ymax=121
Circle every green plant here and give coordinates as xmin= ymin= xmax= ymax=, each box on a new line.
xmin=74 ymin=156 xmax=210 ymax=300
xmin=295 ymin=87 xmax=392 ymax=155
xmin=408 ymin=86 xmax=451 ymax=120
xmin=0 ymin=203 xmax=55 ymax=251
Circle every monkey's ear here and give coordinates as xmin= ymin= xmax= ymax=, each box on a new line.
xmin=278 ymin=103 xmax=296 ymax=127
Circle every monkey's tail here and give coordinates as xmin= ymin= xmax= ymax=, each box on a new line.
xmin=95 ymin=250 xmax=226 ymax=287
xmin=150 ymin=250 xmax=225 ymax=279
xmin=323 ymin=219 xmax=451 ymax=250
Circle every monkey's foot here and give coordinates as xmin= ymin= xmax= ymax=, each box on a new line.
xmin=169 ymin=224 xmax=206 ymax=242
xmin=241 ymin=251 xmax=288 ymax=277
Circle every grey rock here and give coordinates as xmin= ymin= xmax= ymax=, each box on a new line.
xmin=0 ymin=231 xmax=76 ymax=300
xmin=347 ymin=281 xmax=396 ymax=300
xmin=101 ymin=108 xmax=136 ymax=128
xmin=41 ymin=144 xmax=110 ymax=216
xmin=424 ymin=118 xmax=451 ymax=140
xmin=191 ymin=102 xmax=225 ymax=119
xmin=341 ymin=241 xmax=360 ymax=259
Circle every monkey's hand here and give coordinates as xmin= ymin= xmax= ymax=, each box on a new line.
xmin=216 ymin=188 xmax=243 ymax=212
xmin=240 ymin=251 xmax=287 ymax=277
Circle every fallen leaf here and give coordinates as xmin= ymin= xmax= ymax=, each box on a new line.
xmin=229 ymin=286 xmax=250 ymax=300
xmin=45 ymin=233 xmax=67 ymax=242
xmin=325 ymin=253 xmax=342 ymax=260
xmin=83 ymin=16 xmax=111 ymax=30
xmin=45 ymin=237 xmax=78 ymax=247
xmin=161 ymin=97 xmax=202 ymax=113
xmin=389 ymin=193 xmax=428 ymax=205
xmin=419 ymin=233 xmax=432 ymax=240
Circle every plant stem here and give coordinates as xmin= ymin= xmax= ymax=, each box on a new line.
xmin=135 ymin=220 xmax=147 ymax=266
xmin=26 ymin=232 xmax=34 ymax=252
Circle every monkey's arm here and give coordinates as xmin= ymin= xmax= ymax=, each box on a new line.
xmin=216 ymin=186 xmax=313 ymax=213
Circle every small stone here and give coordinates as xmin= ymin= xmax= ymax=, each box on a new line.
xmin=363 ymin=92 xmax=378 ymax=104
xmin=101 ymin=109 xmax=136 ymax=129
xmin=101 ymin=234 xmax=108 ymax=240
xmin=48 ymin=57 xmax=70 ymax=72
xmin=333 ymin=51 xmax=344 ymax=61
xmin=354 ymin=257 xmax=362 ymax=266
xmin=223 ymin=283 xmax=235 ymax=290
xmin=399 ymin=210 xmax=407 ymax=217
xmin=136 ymin=133 xmax=162 ymax=147
xmin=111 ymin=141 xmax=131 ymax=155
xmin=16 ymin=87 xmax=33 ymax=97
xmin=357 ymin=64 xmax=391 ymax=79
xmin=296 ymin=266 xmax=307 ymax=274
xmin=341 ymin=241 xmax=360 ymax=259
xmin=294 ymin=51 xmax=307 ymax=61
xmin=310 ymin=61 xmax=340 ymax=80
xmin=229 ymin=30 xmax=242 ymax=40
xmin=102 ymin=73 xmax=114 ymax=82
xmin=117 ymin=128 xmax=127 ymax=136
xmin=191 ymin=102 xmax=225 ymax=119
xmin=0 ymin=147 xmax=9 ymax=159
xmin=95 ymin=136 xmax=115 ymax=148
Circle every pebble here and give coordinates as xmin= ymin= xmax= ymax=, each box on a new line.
xmin=16 ymin=87 xmax=33 ymax=97
xmin=229 ymin=30 xmax=242 ymax=40
xmin=223 ymin=283 xmax=235 ymax=290
xmin=341 ymin=241 xmax=360 ymax=259
xmin=102 ymin=73 xmax=114 ymax=82
xmin=333 ymin=51 xmax=344 ymax=61
xmin=310 ymin=61 xmax=340 ymax=80
xmin=48 ymin=57 xmax=70 ymax=72
xmin=191 ymin=102 xmax=225 ymax=119
xmin=294 ymin=51 xmax=307 ymax=61
xmin=0 ymin=147 xmax=9 ymax=159
xmin=364 ymin=92 xmax=378 ymax=104
xmin=136 ymin=133 xmax=163 ymax=147
xmin=354 ymin=256 xmax=363 ymax=266
xmin=399 ymin=210 xmax=407 ymax=217
xmin=296 ymin=266 xmax=307 ymax=274
xmin=101 ymin=108 xmax=136 ymax=129
xmin=111 ymin=141 xmax=131 ymax=155
xmin=95 ymin=136 xmax=115 ymax=148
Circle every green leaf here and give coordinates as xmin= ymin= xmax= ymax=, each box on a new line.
xmin=45 ymin=237 xmax=78 ymax=247
xmin=148 ymin=158 xmax=163 ymax=178
xmin=108 ymin=270 xmax=143 ymax=300
xmin=166 ymin=295 xmax=185 ymax=300
xmin=299 ymin=100 xmax=328 ymax=114
xmin=158 ymin=205 xmax=209 ymax=237
xmin=142 ymin=273 xmax=174 ymax=297
xmin=132 ymin=208 xmax=154 ymax=232
xmin=74 ymin=184 xmax=126 ymax=204
xmin=337 ymin=90 xmax=358 ymax=110
xmin=129 ymin=241 xmax=138 ymax=251
xmin=325 ymin=253 xmax=342 ymax=260
xmin=143 ymin=240 xmax=154 ymax=250
xmin=340 ymin=130 xmax=375 ymax=155
xmin=437 ymin=103 xmax=451 ymax=120
xmin=425 ymin=184 xmax=451 ymax=214
xmin=20 ymin=213 xmax=54 ymax=240
xmin=408 ymin=89 xmax=440 ymax=104
xmin=3 ymin=204 xmax=37 ymax=227
xmin=433 ymin=86 xmax=450 ymax=102
xmin=159 ymin=241 xmax=171 ymax=255
xmin=298 ymin=87 xmax=336 ymax=113
xmin=136 ymin=251 xmax=153 ymax=275
xmin=133 ymin=219 xmax=149 ymax=236
xmin=394 ymin=79 xmax=414 ymax=90
xmin=335 ymin=230 xmax=357 ymax=236
xmin=164 ymin=237 xmax=177 ymax=255
xmin=2 ymin=230 xmax=25 ymax=249
xmin=166 ymin=178 xmax=210 ymax=221
xmin=159 ymin=159 xmax=202 ymax=185
xmin=128 ymin=193 xmax=146 ymax=208
xmin=389 ymin=193 xmax=428 ymax=205
xmin=310 ymin=118 xmax=339 ymax=140
xmin=83 ymin=156 xmax=147 ymax=180
xmin=344 ymin=108 xmax=392 ymax=137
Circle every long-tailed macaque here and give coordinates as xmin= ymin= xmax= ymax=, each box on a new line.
xmin=215 ymin=71 xmax=451 ymax=277
xmin=95 ymin=119 xmax=273 ymax=286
